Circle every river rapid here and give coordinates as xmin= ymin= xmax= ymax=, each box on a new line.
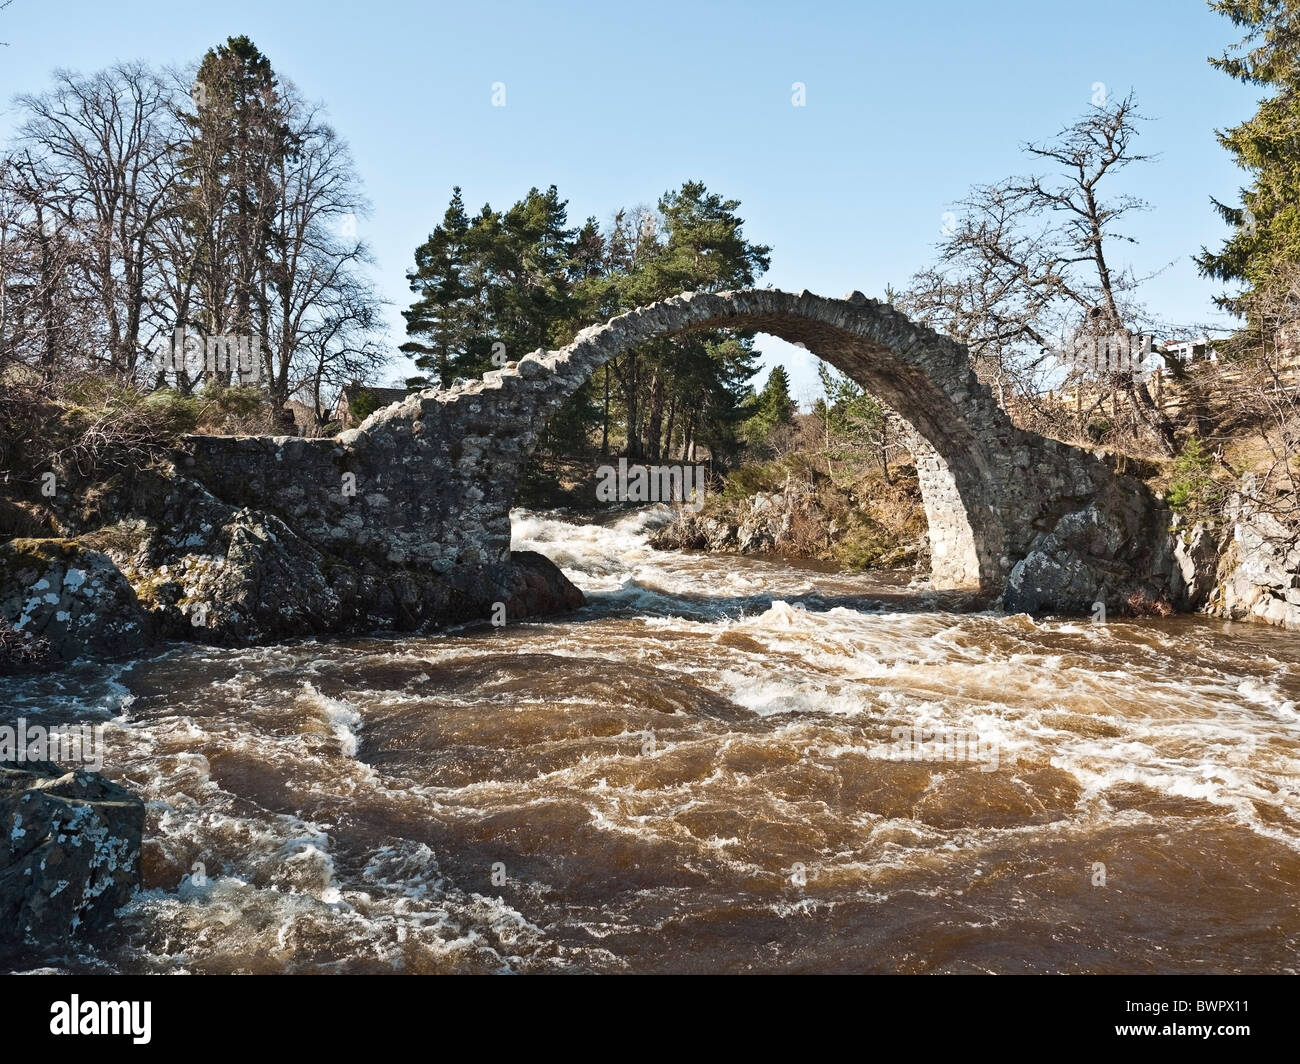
xmin=5 ymin=507 xmax=1300 ymax=973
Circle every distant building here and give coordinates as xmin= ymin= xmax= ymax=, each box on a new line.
xmin=333 ymin=385 xmax=411 ymax=429
xmin=281 ymin=400 xmax=321 ymax=436
xmin=1160 ymin=337 xmax=1222 ymax=366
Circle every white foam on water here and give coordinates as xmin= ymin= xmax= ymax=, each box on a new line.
xmin=296 ymin=682 xmax=363 ymax=756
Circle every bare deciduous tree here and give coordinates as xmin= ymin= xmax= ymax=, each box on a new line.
xmin=15 ymin=63 xmax=180 ymax=374
xmin=900 ymin=92 xmax=1177 ymax=455
xmin=260 ymin=85 xmax=386 ymax=422
xmin=0 ymin=151 xmax=97 ymax=379
xmin=1 ymin=52 xmax=389 ymax=435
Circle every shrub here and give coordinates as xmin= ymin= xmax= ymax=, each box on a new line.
xmin=348 ymin=389 xmax=385 ymax=423
xmin=1167 ymin=437 xmax=1225 ymax=518
xmin=196 ymin=385 xmax=267 ymax=432
xmin=0 ymin=617 xmax=52 ymax=675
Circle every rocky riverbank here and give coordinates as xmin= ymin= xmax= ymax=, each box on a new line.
xmin=649 ymin=466 xmax=927 ymax=571
xmin=649 ymin=462 xmax=1299 ymax=631
xmin=1204 ymin=492 xmax=1300 ymax=630
xmin=0 ymin=441 xmax=584 ymax=671
xmin=3 ymin=422 xmax=1296 ymax=675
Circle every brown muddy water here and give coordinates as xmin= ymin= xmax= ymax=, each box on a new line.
xmin=5 ymin=507 xmax=1300 ymax=973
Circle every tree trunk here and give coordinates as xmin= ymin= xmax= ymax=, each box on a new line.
xmin=600 ymin=366 xmax=610 ymax=456
xmin=645 ymin=367 xmax=664 ymax=461
xmin=1117 ymin=374 xmax=1177 ymax=456
xmin=616 ymin=352 xmax=641 ymax=459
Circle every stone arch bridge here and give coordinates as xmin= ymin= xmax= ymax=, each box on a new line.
xmin=186 ymin=289 xmax=1199 ymax=623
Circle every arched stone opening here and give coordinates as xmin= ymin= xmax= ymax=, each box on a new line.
xmin=492 ymin=289 xmax=1013 ymax=591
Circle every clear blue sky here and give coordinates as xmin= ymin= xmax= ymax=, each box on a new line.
xmin=0 ymin=0 xmax=1259 ymax=404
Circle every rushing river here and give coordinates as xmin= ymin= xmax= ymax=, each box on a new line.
xmin=5 ymin=507 xmax=1300 ymax=973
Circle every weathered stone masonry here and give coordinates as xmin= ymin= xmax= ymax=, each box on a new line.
xmin=186 ymin=288 xmax=1191 ymax=616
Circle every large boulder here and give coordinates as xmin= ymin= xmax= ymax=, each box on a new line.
xmin=186 ymin=508 xmax=341 ymax=643
xmin=1003 ymin=497 xmax=1173 ymax=616
xmin=1206 ymin=494 xmax=1300 ymax=630
xmin=0 ymin=763 xmax=143 ymax=956
xmin=494 ymin=550 xmax=587 ymax=617
xmin=1003 ymin=533 xmax=1103 ymax=615
xmin=1003 ymin=502 xmax=1125 ymax=614
xmin=0 ymin=539 xmax=151 ymax=662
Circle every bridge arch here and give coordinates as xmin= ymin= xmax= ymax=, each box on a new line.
xmin=185 ymin=287 xmax=1179 ymax=618
xmin=471 ymin=289 xmax=1017 ymax=590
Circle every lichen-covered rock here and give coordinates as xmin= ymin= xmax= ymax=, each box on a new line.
xmin=0 ymin=762 xmax=143 ymax=956
xmin=1206 ymin=494 xmax=1300 ymax=630
xmin=653 ymin=514 xmax=739 ymax=552
xmin=1003 ymin=492 xmax=1177 ymax=616
xmin=193 ymin=509 xmax=341 ymax=642
xmin=0 ymin=539 xmax=151 ymax=662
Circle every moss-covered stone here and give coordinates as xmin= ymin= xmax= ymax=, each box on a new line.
xmin=0 ymin=537 xmax=152 ymax=663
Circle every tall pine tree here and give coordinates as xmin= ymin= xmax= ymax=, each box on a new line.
xmin=403 ymin=185 xmax=578 ymax=384
xmin=401 ymin=188 xmax=471 ymax=386
xmin=179 ymin=37 xmax=288 ymax=342
xmin=1198 ymin=1 xmax=1300 ymax=313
